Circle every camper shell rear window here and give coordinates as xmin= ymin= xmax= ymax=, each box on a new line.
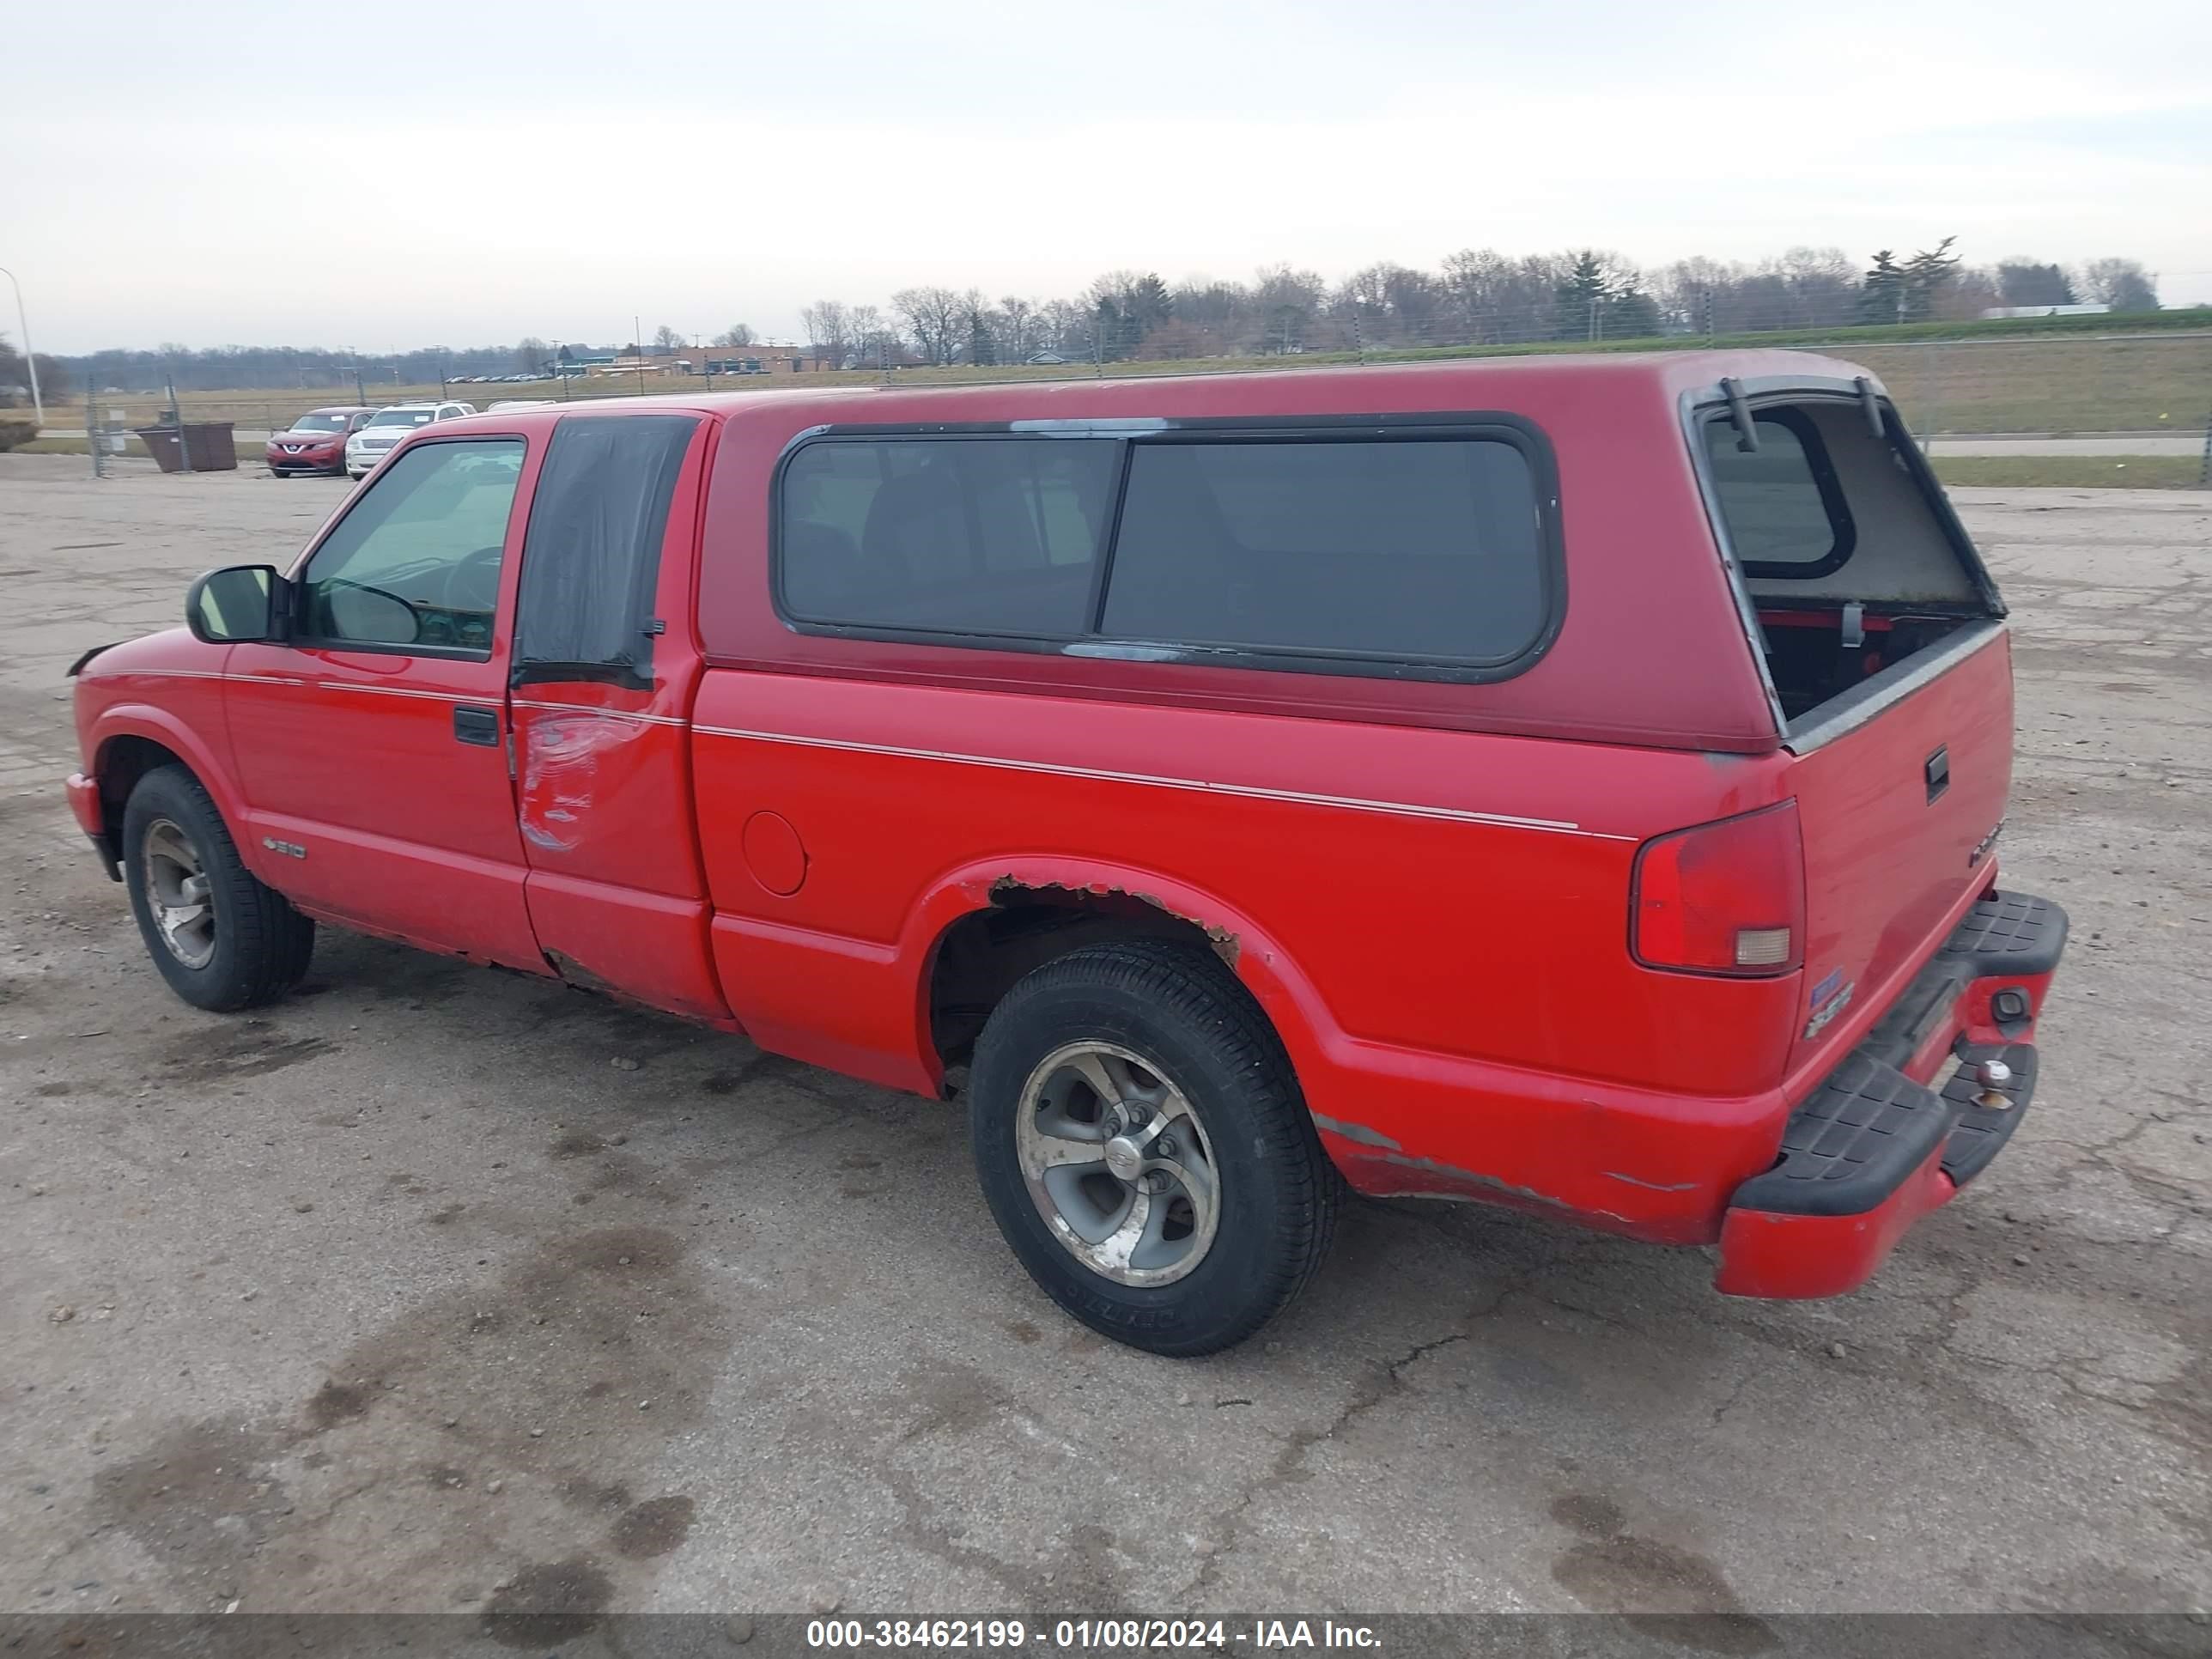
xmin=1693 ymin=386 xmax=2006 ymax=734
xmin=1701 ymin=408 xmax=1856 ymax=579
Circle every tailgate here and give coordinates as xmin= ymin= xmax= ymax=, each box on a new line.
xmin=1781 ymin=626 xmax=2013 ymax=1077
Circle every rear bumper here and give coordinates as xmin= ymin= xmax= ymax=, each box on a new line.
xmin=1715 ymin=889 xmax=2066 ymax=1298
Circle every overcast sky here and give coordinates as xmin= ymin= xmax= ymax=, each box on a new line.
xmin=9 ymin=0 xmax=2209 ymax=353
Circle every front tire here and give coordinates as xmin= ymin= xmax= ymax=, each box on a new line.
xmin=969 ymin=939 xmax=1339 ymax=1355
xmin=122 ymin=765 xmax=315 ymax=1012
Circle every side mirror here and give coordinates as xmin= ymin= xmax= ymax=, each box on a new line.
xmin=185 ymin=565 xmax=283 ymax=643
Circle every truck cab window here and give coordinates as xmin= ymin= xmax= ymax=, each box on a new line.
xmin=298 ymin=439 xmax=525 ymax=653
xmin=514 ymin=415 xmax=698 ymax=688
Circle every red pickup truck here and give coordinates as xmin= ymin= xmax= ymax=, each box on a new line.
xmin=65 ymin=353 xmax=2066 ymax=1354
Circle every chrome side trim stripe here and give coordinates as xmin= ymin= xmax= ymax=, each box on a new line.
xmin=511 ymin=700 xmax=690 ymax=727
xmin=99 ymin=670 xmax=693 ymax=723
xmin=692 ymin=724 xmax=1632 ymax=841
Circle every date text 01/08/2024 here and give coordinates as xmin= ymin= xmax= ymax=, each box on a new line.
xmin=805 ymin=1620 xmax=1383 ymax=1650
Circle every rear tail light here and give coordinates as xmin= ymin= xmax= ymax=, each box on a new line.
xmin=1631 ymin=801 xmax=1805 ymax=977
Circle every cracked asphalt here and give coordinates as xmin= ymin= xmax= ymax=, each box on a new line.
xmin=1 ymin=456 xmax=2206 ymax=1621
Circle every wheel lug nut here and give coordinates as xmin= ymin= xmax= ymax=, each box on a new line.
xmin=1157 ymin=1136 xmax=1176 ymax=1158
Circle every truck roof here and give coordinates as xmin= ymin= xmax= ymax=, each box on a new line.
xmin=441 ymin=349 xmax=1881 ymax=435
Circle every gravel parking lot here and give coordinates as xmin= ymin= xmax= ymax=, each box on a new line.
xmin=1 ymin=455 xmax=2206 ymax=1624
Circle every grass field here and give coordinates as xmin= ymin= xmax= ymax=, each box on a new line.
xmin=56 ymin=328 xmax=2209 ymax=445
xmin=1848 ymin=335 xmax=2212 ymax=435
xmin=1927 ymin=455 xmax=2204 ymax=489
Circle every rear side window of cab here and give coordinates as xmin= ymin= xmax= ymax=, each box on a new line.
xmin=770 ymin=419 xmax=1563 ymax=684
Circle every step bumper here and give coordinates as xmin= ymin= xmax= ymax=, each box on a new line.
xmin=1715 ymin=890 xmax=2066 ymax=1298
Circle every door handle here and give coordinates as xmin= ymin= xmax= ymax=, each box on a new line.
xmin=453 ymin=705 xmax=501 ymax=747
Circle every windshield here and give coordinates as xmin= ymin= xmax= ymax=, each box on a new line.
xmin=289 ymin=413 xmax=352 ymax=433
xmin=367 ymin=409 xmax=436 ymax=428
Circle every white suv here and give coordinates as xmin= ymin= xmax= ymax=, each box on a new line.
xmin=345 ymin=401 xmax=477 ymax=479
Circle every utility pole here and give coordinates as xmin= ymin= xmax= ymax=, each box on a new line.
xmin=1 ymin=264 xmax=43 ymax=427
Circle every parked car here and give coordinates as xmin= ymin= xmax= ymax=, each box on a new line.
xmin=343 ymin=400 xmax=476 ymax=478
xmin=63 ymin=354 xmax=2065 ymax=1355
xmin=264 ymin=406 xmax=375 ymax=477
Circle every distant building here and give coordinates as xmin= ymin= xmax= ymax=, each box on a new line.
xmin=546 ymin=344 xmax=830 ymax=378
xmin=1978 ymin=304 xmax=2111 ymax=319
xmin=686 ymin=352 xmax=825 ymax=375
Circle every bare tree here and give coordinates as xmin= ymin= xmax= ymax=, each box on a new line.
xmin=1772 ymin=246 xmax=1857 ymax=329
xmin=847 ymin=304 xmax=899 ymax=367
xmin=2076 ymin=258 xmax=2160 ymax=312
xmin=1653 ymin=247 xmax=1856 ymax=336
xmin=651 ymin=324 xmax=685 ymax=356
xmin=954 ymin=289 xmax=996 ymax=366
xmin=1134 ymin=319 xmax=1215 ymax=361
xmin=1441 ymin=250 xmax=1563 ymax=344
xmin=1336 ymin=263 xmax=1449 ymax=346
xmin=997 ymin=295 xmax=1042 ymax=362
xmin=800 ymin=301 xmax=854 ymax=367
xmin=1249 ymin=264 xmax=1328 ymax=353
xmin=514 ymin=337 xmax=549 ymax=374
xmin=714 ymin=324 xmax=757 ymax=348
xmin=1040 ymin=298 xmax=1087 ymax=355
xmin=893 ymin=286 xmax=964 ymax=365
xmin=1170 ymin=280 xmax=1253 ymax=352
xmin=1929 ymin=265 xmax=2002 ymax=322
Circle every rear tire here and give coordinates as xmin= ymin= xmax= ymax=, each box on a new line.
xmin=968 ymin=939 xmax=1338 ymax=1355
xmin=122 ymin=765 xmax=315 ymax=1012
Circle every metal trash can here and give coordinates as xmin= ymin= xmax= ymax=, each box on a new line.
xmin=134 ymin=422 xmax=239 ymax=472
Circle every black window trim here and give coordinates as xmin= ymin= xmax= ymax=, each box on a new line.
xmin=767 ymin=410 xmax=1565 ymax=688
xmin=289 ymin=431 xmax=530 ymax=663
xmin=510 ymin=411 xmax=700 ymax=692
xmin=1700 ymin=404 xmax=1858 ymax=580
